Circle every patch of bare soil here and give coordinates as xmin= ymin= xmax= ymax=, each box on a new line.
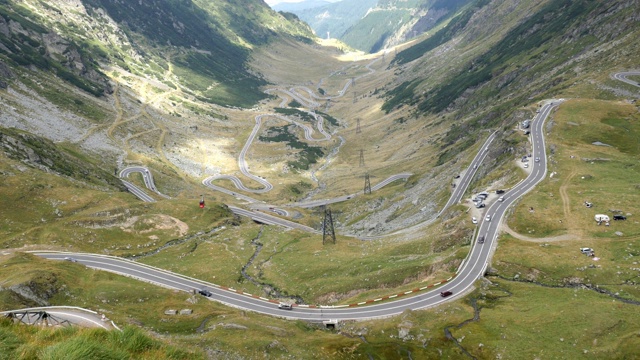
xmin=120 ymin=214 xmax=189 ymax=237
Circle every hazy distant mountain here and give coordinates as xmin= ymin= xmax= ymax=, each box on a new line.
xmin=273 ymin=0 xmax=332 ymax=12
xmin=286 ymin=0 xmax=473 ymax=52
xmin=293 ymin=0 xmax=377 ymax=41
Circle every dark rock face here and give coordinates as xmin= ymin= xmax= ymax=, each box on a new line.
xmin=0 ymin=60 xmax=13 ymax=89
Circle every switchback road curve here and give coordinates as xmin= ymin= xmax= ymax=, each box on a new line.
xmin=119 ymin=166 xmax=170 ymax=202
xmin=612 ymin=71 xmax=640 ymax=88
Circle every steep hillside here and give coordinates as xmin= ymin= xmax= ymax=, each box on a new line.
xmin=384 ymin=0 xmax=640 ymax=163
xmin=0 ymin=0 xmax=313 ymax=107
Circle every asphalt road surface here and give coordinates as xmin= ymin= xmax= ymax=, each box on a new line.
xmin=612 ymin=71 xmax=640 ymax=88
xmin=1 ymin=306 xmax=115 ymax=330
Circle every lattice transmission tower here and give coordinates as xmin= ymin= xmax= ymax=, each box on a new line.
xmin=322 ymin=207 xmax=336 ymax=245
xmin=364 ymin=173 xmax=372 ymax=194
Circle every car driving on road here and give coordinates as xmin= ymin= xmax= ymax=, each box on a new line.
xmin=198 ymin=289 xmax=213 ymax=297
xmin=478 ymin=236 xmax=485 ymax=244
xmin=485 ymin=215 xmax=491 ymax=221
xmin=278 ymin=303 xmax=293 ymax=310
xmin=440 ymin=291 xmax=453 ymax=297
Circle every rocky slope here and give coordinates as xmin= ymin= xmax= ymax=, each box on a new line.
xmin=0 ymin=0 xmax=313 ymax=107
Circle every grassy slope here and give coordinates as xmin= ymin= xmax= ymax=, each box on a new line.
xmin=509 ymin=100 xmax=640 ymax=239
xmin=0 ymin=145 xmax=233 ymax=254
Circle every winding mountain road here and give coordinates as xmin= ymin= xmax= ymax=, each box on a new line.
xmin=44 ymin=70 xmax=630 ymax=321
xmin=204 ymin=57 xmax=384 ymax=197
xmin=34 ymin=100 xmax=563 ymax=321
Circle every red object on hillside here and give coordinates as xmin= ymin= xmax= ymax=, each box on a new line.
xmin=199 ymin=195 xmax=205 ymax=208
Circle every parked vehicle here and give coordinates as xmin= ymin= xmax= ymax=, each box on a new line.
xmin=594 ymin=214 xmax=610 ymax=222
xmin=613 ymin=215 xmax=627 ymax=220
xmin=472 ymin=217 xmax=478 ymax=224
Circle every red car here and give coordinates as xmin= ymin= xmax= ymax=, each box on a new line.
xmin=440 ymin=291 xmax=453 ymax=297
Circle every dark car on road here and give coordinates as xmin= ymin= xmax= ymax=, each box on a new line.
xmin=198 ymin=289 xmax=212 ymax=297
xmin=478 ymin=236 xmax=485 ymax=244
xmin=440 ymin=291 xmax=453 ymax=297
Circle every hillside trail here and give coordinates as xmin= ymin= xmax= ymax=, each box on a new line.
xmin=146 ymin=57 xmax=191 ymax=184
xmin=112 ymin=57 xmax=188 ymax=184
xmin=501 ymin=222 xmax=578 ymax=242
xmin=559 ymin=171 xmax=575 ymax=219
xmin=75 ymin=82 xmax=123 ymax=144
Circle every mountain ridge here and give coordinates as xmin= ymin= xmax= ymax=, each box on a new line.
xmin=1 ymin=0 xmax=640 ymax=358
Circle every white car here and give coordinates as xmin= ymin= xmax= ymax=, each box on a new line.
xmin=535 ymin=157 xmax=540 ymax=162
xmin=498 ymin=196 xmax=504 ymax=202
xmin=485 ymin=215 xmax=491 ymax=222
xmin=524 ymin=163 xmax=529 ymax=168
xmin=472 ymin=217 xmax=478 ymax=224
